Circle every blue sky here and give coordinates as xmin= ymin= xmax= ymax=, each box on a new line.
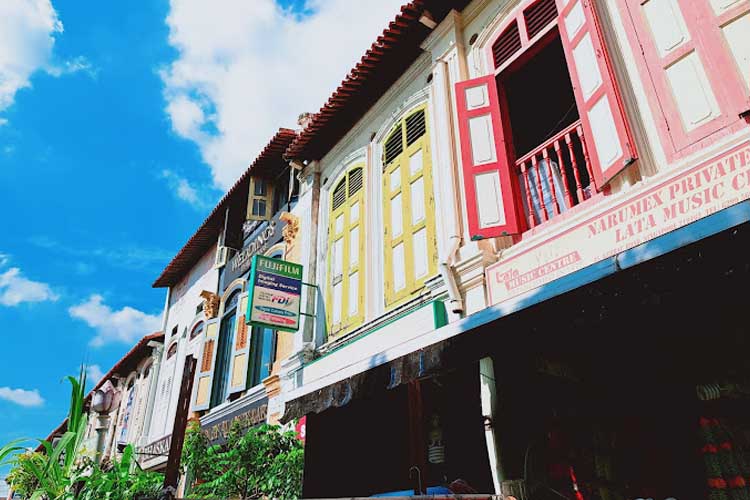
xmin=0 ymin=0 xmax=403 ymax=475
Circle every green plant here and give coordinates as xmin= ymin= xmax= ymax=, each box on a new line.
xmin=5 ymin=368 xmax=89 ymax=500
xmin=2 ymin=367 xmax=165 ymax=500
xmin=5 ymin=451 xmax=45 ymax=498
xmin=76 ymin=444 xmax=163 ymax=500
xmin=182 ymin=420 xmax=304 ymax=500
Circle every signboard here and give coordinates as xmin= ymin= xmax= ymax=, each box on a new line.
xmin=137 ymin=434 xmax=171 ymax=458
xmin=224 ymin=213 xmax=285 ymax=287
xmin=247 ymin=255 xmax=303 ymax=332
xmin=202 ymin=397 xmax=268 ymax=445
xmin=487 ymin=141 xmax=750 ymax=305
xmin=295 ymin=415 xmax=307 ymax=443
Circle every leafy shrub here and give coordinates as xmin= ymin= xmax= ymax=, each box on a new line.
xmin=182 ymin=420 xmax=304 ymax=500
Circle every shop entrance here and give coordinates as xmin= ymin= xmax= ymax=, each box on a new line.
xmin=302 ymin=363 xmax=494 ymax=498
xmin=486 ymin=222 xmax=750 ymax=500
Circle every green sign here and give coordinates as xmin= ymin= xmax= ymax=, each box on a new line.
xmin=246 ymin=255 xmax=303 ymax=332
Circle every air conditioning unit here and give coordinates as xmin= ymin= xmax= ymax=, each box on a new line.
xmin=213 ymin=245 xmax=231 ymax=269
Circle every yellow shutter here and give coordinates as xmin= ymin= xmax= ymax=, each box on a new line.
xmin=383 ymin=105 xmax=437 ymax=307
xmin=191 ymin=318 xmax=220 ymax=411
xmin=326 ymin=164 xmax=366 ymax=337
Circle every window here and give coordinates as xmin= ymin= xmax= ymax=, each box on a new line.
xmin=189 ymin=321 xmax=204 ymax=341
xmin=456 ymin=0 xmax=636 ymax=237
xmin=248 ymin=326 xmax=277 ymax=386
xmin=166 ymin=341 xmax=178 ymax=359
xmin=247 ymin=177 xmax=273 ymax=221
xmin=327 ymin=164 xmax=366 ymax=336
xmin=170 ymin=325 xmax=178 ymax=338
xmin=210 ymin=289 xmax=240 ymax=408
xmin=382 ymin=106 xmax=438 ymax=306
xmin=618 ymin=0 xmax=749 ymax=157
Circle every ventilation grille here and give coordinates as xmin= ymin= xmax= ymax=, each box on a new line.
xmin=492 ymin=21 xmax=522 ymax=69
xmin=348 ymin=168 xmax=363 ymax=196
xmin=524 ymin=0 xmax=558 ymax=40
xmin=405 ymin=110 xmax=426 ymax=146
xmin=332 ymin=178 xmax=347 ymax=210
xmin=384 ymin=126 xmax=403 ymax=166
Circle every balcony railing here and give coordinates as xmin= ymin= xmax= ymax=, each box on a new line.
xmin=515 ymin=119 xmax=595 ymax=229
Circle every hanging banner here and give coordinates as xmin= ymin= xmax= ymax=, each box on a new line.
xmin=247 ymin=255 xmax=303 ymax=332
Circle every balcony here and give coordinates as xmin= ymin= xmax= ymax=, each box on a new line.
xmin=515 ymin=119 xmax=595 ymax=229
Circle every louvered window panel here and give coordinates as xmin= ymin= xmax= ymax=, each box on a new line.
xmin=348 ymin=167 xmax=363 ymax=196
xmin=332 ymin=178 xmax=347 ymax=210
xmin=405 ymin=110 xmax=426 ymax=146
xmin=384 ymin=126 xmax=403 ymax=166
xmin=492 ymin=21 xmax=522 ymax=69
xmin=524 ymin=0 xmax=558 ymax=40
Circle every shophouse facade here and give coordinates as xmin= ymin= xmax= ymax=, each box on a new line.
xmin=148 ymin=128 xmax=314 ymax=467
xmin=32 ymin=332 xmax=163 ymax=469
xmin=273 ymin=0 xmax=750 ymax=497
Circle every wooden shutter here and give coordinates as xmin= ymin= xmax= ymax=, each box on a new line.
xmin=455 ymin=75 xmax=522 ymax=239
xmin=556 ymin=0 xmax=636 ymax=188
xmin=191 ymin=318 xmax=219 ymax=411
xmin=227 ymin=292 xmax=250 ymax=395
xmin=620 ymin=0 xmax=749 ymax=157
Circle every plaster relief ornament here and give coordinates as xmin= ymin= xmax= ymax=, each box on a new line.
xmin=281 ymin=212 xmax=300 ymax=245
xmin=281 ymin=211 xmax=301 ymax=263
xmin=199 ymin=290 xmax=220 ymax=319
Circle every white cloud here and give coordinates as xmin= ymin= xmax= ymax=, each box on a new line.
xmin=69 ymin=294 xmax=161 ymax=347
xmin=86 ymin=364 xmax=105 ymax=384
xmin=0 ymin=118 xmax=7 ymax=127
xmin=160 ymin=169 xmax=214 ymax=209
xmin=0 ymin=267 xmax=59 ymax=306
xmin=0 ymin=253 xmax=9 ymax=267
xmin=0 ymin=0 xmax=96 ymax=122
xmin=161 ymin=0 xmax=404 ymax=189
xmin=46 ymin=55 xmax=98 ymax=79
xmin=0 ymin=0 xmax=61 ymax=112
xmin=0 ymin=387 xmax=44 ymax=407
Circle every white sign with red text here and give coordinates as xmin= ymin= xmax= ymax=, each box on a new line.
xmin=487 ymin=142 xmax=750 ymax=305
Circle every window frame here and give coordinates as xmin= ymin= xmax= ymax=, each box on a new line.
xmin=210 ymin=287 xmax=241 ymax=408
xmin=247 ymin=177 xmax=274 ymax=221
xmin=326 ymin=163 xmax=366 ymax=337
xmin=381 ymin=104 xmax=438 ymax=307
xmin=616 ymin=0 xmax=750 ymax=160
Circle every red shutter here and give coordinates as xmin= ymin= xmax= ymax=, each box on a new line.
xmin=556 ymin=0 xmax=636 ymax=188
xmin=455 ymin=75 xmax=522 ymax=239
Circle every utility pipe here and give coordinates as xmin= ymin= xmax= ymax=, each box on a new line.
xmin=434 ymin=58 xmax=464 ymax=314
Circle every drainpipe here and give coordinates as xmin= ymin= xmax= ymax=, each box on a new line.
xmin=302 ymin=161 xmax=321 ymax=345
xmin=434 ymin=58 xmax=464 ymax=314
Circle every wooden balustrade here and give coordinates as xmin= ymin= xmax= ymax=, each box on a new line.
xmin=515 ymin=119 xmax=595 ymax=229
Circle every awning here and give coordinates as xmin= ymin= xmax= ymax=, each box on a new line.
xmin=282 ymin=201 xmax=750 ymax=422
xmin=282 ymin=341 xmax=447 ymax=422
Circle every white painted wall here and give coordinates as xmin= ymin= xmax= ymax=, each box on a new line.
xmin=147 ymin=244 xmax=219 ymax=442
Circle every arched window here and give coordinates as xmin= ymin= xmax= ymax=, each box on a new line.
xmin=166 ymin=341 xmax=178 ymax=359
xmin=382 ymin=106 xmax=437 ymax=306
xmin=189 ymin=321 xmax=205 ymax=341
xmin=326 ymin=163 xmax=366 ymax=337
xmin=211 ymin=288 xmax=241 ymax=407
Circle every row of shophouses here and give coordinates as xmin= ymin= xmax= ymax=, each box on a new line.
xmin=42 ymin=0 xmax=750 ymax=497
